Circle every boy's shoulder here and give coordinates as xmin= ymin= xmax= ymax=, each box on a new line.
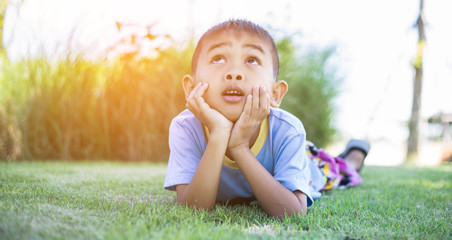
xmin=269 ymin=107 xmax=306 ymax=134
xmin=172 ymin=109 xmax=197 ymax=122
xmin=170 ymin=109 xmax=202 ymax=130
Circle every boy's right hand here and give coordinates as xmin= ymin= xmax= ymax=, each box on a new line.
xmin=186 ymin=82 xmax=233 ymax=135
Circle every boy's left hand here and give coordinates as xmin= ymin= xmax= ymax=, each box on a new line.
xmin=228 ymin=85 xmax=270 ymax=152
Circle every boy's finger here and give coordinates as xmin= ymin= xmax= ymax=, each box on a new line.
xmin=194 ymin=83 xmax=208 ymax=99
xmin=259 ymin=86 xmax=268 ymax=109
xmin=186 ymin=83 xmax=201 ymax=107
xmin=252 ymin=85 xmax=259 ymax=112
xmin=242 ymin=94 xmax=252 ymax=120
xmin=194 ymin=83 xmax=208 ymax=106
xmin=265 ymin=93 xmax=270 ymax=112
xmin=187 ymin=82 xmax=202 ymax=100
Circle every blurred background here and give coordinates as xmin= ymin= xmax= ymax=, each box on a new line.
xmin=1 ymin=0 xmax=451 ymax=166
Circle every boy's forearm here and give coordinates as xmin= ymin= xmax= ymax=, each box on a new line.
xmin=231 ymin=148 xmax=307 ymax=218
xmin=177 ymin=131 xmax=229 ymax=209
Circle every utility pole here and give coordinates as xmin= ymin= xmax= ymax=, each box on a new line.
xmin=407 ymin=0 xmax=426 ymax=162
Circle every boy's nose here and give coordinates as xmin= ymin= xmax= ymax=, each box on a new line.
xmin=225 ymin=72 xmax=244 ymax=81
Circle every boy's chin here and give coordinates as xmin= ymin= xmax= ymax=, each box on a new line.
xmin=227 ymin=116 xmax=240 ymax=123
xmin=221 ymin=111 xmax=241 ymax=123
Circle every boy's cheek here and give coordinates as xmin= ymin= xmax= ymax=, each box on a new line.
xmin=202 ymin=92 xmax=214 ymax=105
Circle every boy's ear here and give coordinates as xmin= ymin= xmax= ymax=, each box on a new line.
xmin=270 ymin=80 xmax=288 ymax=108
xmin=182 ymin=75 xmax=196 ymax=99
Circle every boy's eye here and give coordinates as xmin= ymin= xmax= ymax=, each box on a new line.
xmin=246 ymin=57 xmax=260 ymax=65
xmin=212 ymin=56 xmax=226 ymax=64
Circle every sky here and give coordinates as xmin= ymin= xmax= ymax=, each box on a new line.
xmin=3 ymin=0 xmax=452 ymax=145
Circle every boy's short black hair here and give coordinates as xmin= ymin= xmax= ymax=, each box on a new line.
xmin=191 ymin=19 xmax=279 ymax=79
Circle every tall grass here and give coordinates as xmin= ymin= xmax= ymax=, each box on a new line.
xmin=0 ymin=46 xmax=190 ymax=161
xmin=99 ymin=50 xmax=188 ymax=161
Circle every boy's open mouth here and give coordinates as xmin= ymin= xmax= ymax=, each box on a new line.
xmin=222 ymin=86 xmax=245 ymax=103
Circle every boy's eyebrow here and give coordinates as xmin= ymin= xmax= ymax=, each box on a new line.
xmin=207 ymin=42 xmax=265 ymax=54
xmin=207 ymin=42 xmax=231 ymax=52
xmin=243 ymin=43 xmax=265 ymax=54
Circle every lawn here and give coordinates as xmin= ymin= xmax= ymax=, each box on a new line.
xmin=0 ymin=161 xmax=451 ymax=239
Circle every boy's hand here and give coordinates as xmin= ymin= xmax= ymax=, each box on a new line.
xmin=228 ymin=86 xmax=270 ymax=152
xmin=186 ymin=82 xmax=233 ymax=134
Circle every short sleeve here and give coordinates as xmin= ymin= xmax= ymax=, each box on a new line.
xmin=163 ymin=117 xmax=204 ymax=191
xmin=273 ymin=132 xmax=314 ymax=207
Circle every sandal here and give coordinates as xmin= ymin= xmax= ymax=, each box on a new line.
xmin=338 ymin=139 xmax=371 ymax=172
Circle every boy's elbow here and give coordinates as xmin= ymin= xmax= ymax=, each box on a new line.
xmin=296 ymin=204 xmax=308 ymax=216
xmin=267 ymin=201 xmax=307 ymax=219
xmin=272 ymin=197 xmax=308 ymax=219
xmin=274 ymin=207 xmax=307 ymax=219
xmin=176 ymin=198 xmax=215 ymax=211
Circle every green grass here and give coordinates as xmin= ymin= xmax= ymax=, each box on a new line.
xmin=1 ymin=161 xmax=451 ymax=239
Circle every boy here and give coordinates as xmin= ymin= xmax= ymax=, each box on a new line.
xmin=164 ymin=19 xmax=312 ymax=218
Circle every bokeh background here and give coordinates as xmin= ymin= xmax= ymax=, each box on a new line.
xmin=1 ymin=0 xmax=451 ymax=166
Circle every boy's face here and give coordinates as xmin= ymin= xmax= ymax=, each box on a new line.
xmin=193 ymin=31 xmax=276 ymax=122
